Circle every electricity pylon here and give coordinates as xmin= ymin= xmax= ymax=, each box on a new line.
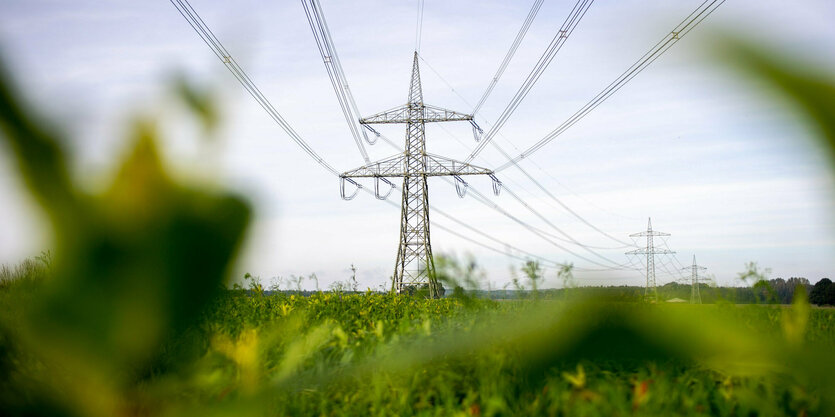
xmin=626 ymin=218 xmax=675 ymax=303
xmin=682 ymin=255 xmax=706 ymax=304
xmin=341 ymin=52 xmax=499 ymax=298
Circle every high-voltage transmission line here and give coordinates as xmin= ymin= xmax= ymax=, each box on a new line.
xmin=170 ymin=0 xmax=725 ymax=289
xmin=471 ymin=0 xmax=544 ymax=115
xmin=340 ymin=53 xmax=500 ymax=297
xmin=489 ymin=0 xmax=726 ymax=170
xmin=465 ymin=0 xmax=594 ymax=164
xmin=301 ymin=0 xmax=375 ymax=162
xmin=168 ymin=0 xmax=603 ymax=283
xmin=683 ymin=255 xmax=707 ymax=304
xmin=626 ymin=218 xmax=675 ymax=303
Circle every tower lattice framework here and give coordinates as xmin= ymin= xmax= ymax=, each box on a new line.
xmin=626 ymin=217 xmax=675 ymax=303
xmin=341 ymin=52 xmax=498 ymax=297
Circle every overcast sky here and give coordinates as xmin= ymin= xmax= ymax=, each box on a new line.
xmin=1 ymin=0 xmax=834 ymax=290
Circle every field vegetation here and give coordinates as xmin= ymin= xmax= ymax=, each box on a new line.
xmin=2 ymin=261 xmax=834 ymax=416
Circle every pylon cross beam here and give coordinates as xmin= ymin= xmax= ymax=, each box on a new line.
xmin=341 ymin=153 xmax=493 ymax=178
xmin=360 ymin=104 xmax=474 ymax=124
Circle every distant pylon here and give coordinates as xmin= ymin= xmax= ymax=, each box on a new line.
xmin=626 ymin=217 xmax=675 ymax=303
xmin=682 ymin=255 xmax=707 ymax=304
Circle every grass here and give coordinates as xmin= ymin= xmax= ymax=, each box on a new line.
xmin=198 ymin=291 xmax=832 ymax=416
xmin=3 ymin=282 xmax=832 ymax=416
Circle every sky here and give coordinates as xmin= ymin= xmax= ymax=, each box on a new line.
xmin=0 ymin=0 xmax=834 ymax=291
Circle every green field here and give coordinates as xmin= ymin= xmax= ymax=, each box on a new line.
xmin=3 ymin=269 xmax=834 ymax=416
xmin=198 ymin=291 xmax=835 ymax=416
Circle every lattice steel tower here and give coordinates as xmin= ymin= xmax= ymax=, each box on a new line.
xmin=626 ymin=218 xmax=675 ymax=303
xmin=683 ymin=255 xmax=706 ymax=304
xmin=341 ymin=52 xmax=498 ymax=297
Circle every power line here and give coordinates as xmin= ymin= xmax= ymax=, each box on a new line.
xmin=451 ymin=178 xmax=631 ymax=271
xmin=491 ymin=141 xmax=636 ymax=246
xmin=301 ymin=0 xmax=372 ymax=163
xmin=371 ymin=182 xmax=615 ymax=274
xmin=388 ymin=122 xmax=632 ymax=257
xmin=494 ymin=0 xmax=726 ymax=171
xmin=349 ymin=74 xmax=630 ymax=264
xmin=473 ymin=183 xmax=634 ymax=268
xmin=170 ymin=0 xmax=343 ymax=177
xmin=500 ymin=183 xmax=633 ymax=252
xmin=170 ymin=0 xmax=633 ymax=280
xmin=415 ymin=0 xmax=425 ymax=53
xmin=172 ymin=1 xmax=713 ymax=283
xmin=395 ymin=122 xmax=631 ymax=257
xmin=465 ymin=0 xmax=595 ymax=164
xmin=302 ymin=1 xmax=602 ymax=281
xmin=472 ymin=0 xmax=545 ymax=114
xmin=337 ymin=96 xmax=626 ymax=268
xmin=419 ymin=54 xmax=635 ymax=247
xmin=421 ymin=0 xmax=634 ymax=248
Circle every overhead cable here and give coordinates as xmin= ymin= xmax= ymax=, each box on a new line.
xmin=420 ymin=120 xmax=632 ymax=252
xmin=460 ymin=180 xmax=635 ymax=270
xmin=472 ymin=0 xmax=545 ymax=114
xmin=372 ymin=187 xmax=582 ymax=271
xmin=171 ymin=0 xmax=641 ymax=275
xmin=172 ymin=0 xmax=590 ymax=273
xmin=421 ymin=54 xmax=637 ymax=247
xmin=415 ymin=0 xmax=425 ymax=53
xmin=448 ymin=177 xmax=632 ymax=271
xmin=494 ymin=0 xmax=726 ymax=171
xmin=465 ymin=0 xmax=595 ymax=164
xmin=492 ymin=141 xmax=636 ymax=246
xmin=170 ymin=0 xmax=342 ymax=176
xmin=302 ymin=0 xmax=372 ymax=162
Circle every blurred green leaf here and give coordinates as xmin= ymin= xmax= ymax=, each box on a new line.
xmin=0 ymin=58 xmax=250 ymax=416
xmin=717 ymin=38 xmax=835 ymax=165
xmin=173 ymin=74 xmax=220 ymax=135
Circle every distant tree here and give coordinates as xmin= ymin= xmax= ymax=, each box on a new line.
xmin=737 ymin=262 xmax=773 ymax=303
xmin=521 ymin=260 xmax=543 ymax=299
xmin=507 ymin=265 xmax=525 ymax=295
xmin=770 ymin=278 xmax=788 ymax=303
xmin=329 ymin=280 xmax=346 ymax=293
xmin=399 ymin=283 xmax=442 ymax=298
xmin=558 ymin=263 xmax=576 ymax=289
xmin=785 ymin=277 xmax=811 ymax=304
xmin=308 ymin=273 xmax=319 ymax=292
xmin=288 ymin=275 xmax=304 ymax=293
xmin=269 ymin=276 xmax=284 ymax=292
xmin=434 ymin=253 xmax=484 ymax=295
xmin=810 ymin=278 xmax=834 ymax=305
xmin=241 ymin=272 xmax=263 ymax=296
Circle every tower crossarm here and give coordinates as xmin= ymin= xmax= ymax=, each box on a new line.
xmin=340 ymin=154 xmax=405 ymax=178
xmin=340 ymin=153 xmax=493 ymax=178
xmin=360 ymin=104 xmax=473 ymax=124
xmin=625 ymin=248 xmax=675 ymax=255
xmin=629 ymin=231 xmax=671 ymax=237
xmin=422 ymin=105 xmax=474 ymax=123
xmin=683 ymin=266 xmax=707 ymax=272
xmin=424 ymin=153 xmax=493 ymax=176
